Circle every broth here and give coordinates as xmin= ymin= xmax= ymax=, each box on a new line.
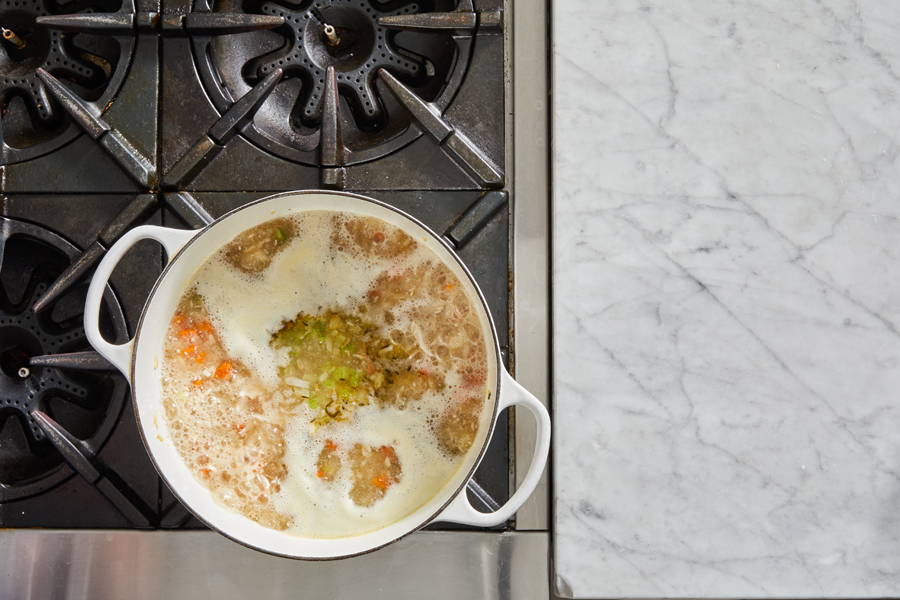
xmin=161 ymin=211 xmax=491 ymax=538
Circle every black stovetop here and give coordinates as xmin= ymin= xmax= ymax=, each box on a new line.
xmin=0 ymin=0 xmax=509 ymax=530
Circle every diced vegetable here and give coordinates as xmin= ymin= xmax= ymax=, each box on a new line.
xmin=315 ymin=440 xmax=342 ymax=482
xmin=348 ymin=443 xmax=401 ymax=506
xmin=272 ymin=308 xmax=442 ymax=426
xmin=331 ymin=216 xmax=416 ymax=258
xmin=223 ymin=218 xmax=296 ymax=274
xmin=214 ymin=361 xmax=232 ymax=379
xmin=284 ymin=376 xmax=309 ymax=389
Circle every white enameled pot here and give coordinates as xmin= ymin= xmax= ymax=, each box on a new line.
xmin=83 ymin=190 xmax=550 ymax=559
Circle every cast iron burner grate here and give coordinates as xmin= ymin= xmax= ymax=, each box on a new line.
xmin=0 ymin=217 xmax=128 ymax=501
xmin=0 ymin=0 xmax=135 ymax=164
xmin=192 ymin=0 xmax=470 ymax=165
xmin=251 ymin=0 xmax=425 ymax=125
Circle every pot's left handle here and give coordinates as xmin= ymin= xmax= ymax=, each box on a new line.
xmin=84 ymin=225 xmax=199 ymax=380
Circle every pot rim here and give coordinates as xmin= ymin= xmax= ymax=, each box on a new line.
xmin=129 ymin=190 xmax=503 ymax=559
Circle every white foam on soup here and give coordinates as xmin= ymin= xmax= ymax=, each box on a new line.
xmin=195 ymin=216 xmax=388 ymax=386
xmin=273 ymin=393 xmax=457 ymax=538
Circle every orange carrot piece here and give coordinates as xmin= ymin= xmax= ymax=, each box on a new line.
xmin=372 ymin=475 xmax=391 ymax=489
xmin=316 ymin=469 xmax=326 ymax=478
xmin=214 ymin=361 xmax=232 ymax=379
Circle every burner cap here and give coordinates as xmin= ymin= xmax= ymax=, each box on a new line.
xmin=0 ymin=218 xmax=128 ymax=501
xmin=192 ymin=0 xmax=472 ymax=165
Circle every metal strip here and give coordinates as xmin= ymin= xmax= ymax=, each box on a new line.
xmin=510 ymin=0 xmax=550 ymax=531
xmin=0 ymin=531 xmax=549 ymax=600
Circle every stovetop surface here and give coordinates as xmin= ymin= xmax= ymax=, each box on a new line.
xmin=0 ymin=0 xmax=511 ymax=531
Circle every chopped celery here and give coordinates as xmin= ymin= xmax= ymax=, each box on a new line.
xmin=271 ymin=308 xmax=438 ymax=426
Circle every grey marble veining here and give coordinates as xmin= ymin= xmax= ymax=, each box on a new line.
xmin=551 ymin=1 xmax=900 ymax=597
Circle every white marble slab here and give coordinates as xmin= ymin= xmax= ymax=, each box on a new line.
xmin=551 ymin=1 xmax=900 ymax=597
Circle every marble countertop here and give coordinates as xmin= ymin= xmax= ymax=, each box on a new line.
xmin=551 ymin=1 xmax=900 ymax=597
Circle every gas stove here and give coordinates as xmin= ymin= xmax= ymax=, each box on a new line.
xmin=0 ymin=0 xmax=549 ymax=596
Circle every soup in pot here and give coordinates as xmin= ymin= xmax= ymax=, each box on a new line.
xmin=160 ymin=211 xmax=492 ymax=538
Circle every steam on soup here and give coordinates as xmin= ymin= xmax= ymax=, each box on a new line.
xmin=160 ymin=211 xmax=492 ymax=538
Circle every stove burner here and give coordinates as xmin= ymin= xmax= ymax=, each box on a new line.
xmin=192 ymin=0 xmax=471 ymax=165
xmin=0 ymin=0 xmax=135 ymax=164
xmin=251 ymin=0 xmax=424 ymax=125
xmin=0 ymin=217 xmax=128 ymax=500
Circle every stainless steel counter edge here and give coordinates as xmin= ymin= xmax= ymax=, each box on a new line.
xmin=0 ymin=530 xmax=549 ymax=599
xmin=510 ymin=0 xmax=551 ymax=531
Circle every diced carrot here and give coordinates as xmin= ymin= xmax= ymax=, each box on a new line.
xmin=379 ymin=445 xmax=396 ymax=459
xmin=442 ymin=283 xmax=455 ymax=291
xmin=173 ymin=315 xmax=185 ymax=326
xmin=372 ymin=474 xmax=391 ymax=489
xmin=200 ymin=468 xmax=211 ymax=478
xmin=194 ymin=351 xmax=207 ymax=364
xmin=316 ymin=469 xmax=326 ymax=478
xmin=373 ymin=231 xmax=385 ymax=243
xmin=191 ymin=378 xmax=204 ymax=387
xmin=178 ymin=328 xmax=196 ymax=338
xmin=198 ymin=321 xmax=214 ymax=333
xmin=324 ymin=439 xmax=337 ymax=451
xmin=214 ymin=361 xmax=232 ymax=379
xmin=231 ymin=423 xmax=245 ymax=432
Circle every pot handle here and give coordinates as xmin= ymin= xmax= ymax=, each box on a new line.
xmin=435 ymin=368 xmax=551 ymax=527
xmin=84 ymin=225 xmax=199 ymax=380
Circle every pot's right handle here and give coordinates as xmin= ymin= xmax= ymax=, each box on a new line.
xmin=84 ymin=225 xmax=199 ymax=380
xmin=436 ymin=369 xmax=551 ymax=527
